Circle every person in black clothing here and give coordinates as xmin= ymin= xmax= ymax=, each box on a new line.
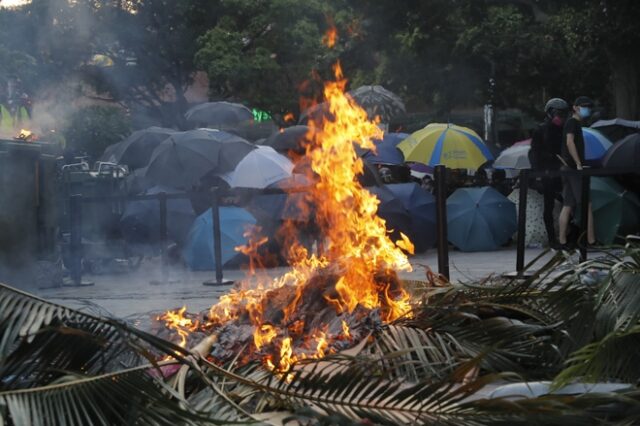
xmin=558 ymin=96 xmax=596 ymax=249
xmin=529 ymin=98 xmax=569 ymax=247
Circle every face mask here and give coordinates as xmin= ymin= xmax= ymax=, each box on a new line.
xmin=578 ymin=107 xmax=591 ymax=118
xmin=551 ymin=116 xmax=564 ymax=126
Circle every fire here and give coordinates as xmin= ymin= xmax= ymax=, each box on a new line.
xmin=157 ymin=306 xmax=199 ymax=349
xmin=283 ymin=112 xmax=295 ymax=123
xmin=15 ymin=129 xmax=37 ymax=142
xmin=322 ymin=25 xmax=338 ymax=48
xmin=160 ymin=31 xmax=416 ymax=374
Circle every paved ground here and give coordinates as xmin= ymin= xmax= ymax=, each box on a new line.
xmin=32 ymin=247 xmax=558 ymax=319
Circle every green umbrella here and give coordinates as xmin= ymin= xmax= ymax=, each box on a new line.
xmin=590 ymin=177 xmax=640 ymax=244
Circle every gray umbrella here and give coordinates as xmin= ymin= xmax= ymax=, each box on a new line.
xmin=185 ymin=102 xmax=254 ymax=127
xmin=145 ymin=129 xmax=255 ymax=189
xmin=348 ymin=85 xmax=406 ymax=123
xmin=101 ymin=127 xmax=175 ymax=169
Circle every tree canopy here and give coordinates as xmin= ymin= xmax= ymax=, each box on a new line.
xmin=1 ymin=0 xmax=639 ymax=137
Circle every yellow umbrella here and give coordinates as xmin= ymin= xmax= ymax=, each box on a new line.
xmin=398 ymin=123 xmax=493 ymax=169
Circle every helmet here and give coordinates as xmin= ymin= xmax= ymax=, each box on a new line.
xmin=544 ymin=98 xmax=569 ymax=114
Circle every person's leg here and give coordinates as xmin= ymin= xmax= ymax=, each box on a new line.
xmin=558 ymin=205 xmax=573 ymax=245
xmin=542 ymin=179 xmax=557 ymax=245
xmin=587 ymin=202 xmax=596 ymax=244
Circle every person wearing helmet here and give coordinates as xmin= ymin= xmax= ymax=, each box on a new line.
xmin=558 ymin=96 xmax=596 ymax=249
xmin=528 ymin=97 xmax=568 ymax=247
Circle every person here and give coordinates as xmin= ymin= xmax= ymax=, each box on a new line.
xmin=490 ymin=169 xmax=511 ymax=196
xmin=558 ymin=96 xmax=596 ymax=249
xmin=529 ymin=98 xmax=569 ymax=247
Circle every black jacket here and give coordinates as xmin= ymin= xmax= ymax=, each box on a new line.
xmin=529 ymin=119 xmax=563 ymax=170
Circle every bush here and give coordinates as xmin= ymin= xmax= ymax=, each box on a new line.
xmin=64 ymin=106 xmax=131 ymax=160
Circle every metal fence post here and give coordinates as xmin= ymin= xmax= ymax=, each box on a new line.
xmin=579 ymin=171 xmax=591 ymax=262
xmin=69 ymin=194 xmax=83 ymax=286
xmin=434 ymin=165 xmax=450 ymax=280
xmin=158 ymin=192 xmax=168 ymax=282
xmin=203 ymin=187 xmax=233 ymax=286
xmin=516 ymin=169 xmax=529 ymax=275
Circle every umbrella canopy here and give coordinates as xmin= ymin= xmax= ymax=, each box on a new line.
xmin=262 ymin=125 xmax=313 ymax=155
xmin=298 ymin=102 xmax=333 ymax=125
xmin=386 ymin=182 xmax=436 ymax=252
xmin=182 ymin=207 xmax=256 ymax=270
xmin=220 ymin=145 xmax=293 ymax=189
xmin=366 ymin=186 xmax=412 ymax=241
xmin=582 ymin=128 xmax=613 ymax=161
xmin=398 ymin=123 xmax=494 ymax=170
xmin=513 ymin=138 xmax=532 ymax=146
xmin=347 ymin=85 xmax=406 ymax=123
xmin=589 ymin=177 xmax=640 ymax=244
xmin=591 ymin=118 xmax=640 ymax=142
xmin=602 ymin=133 xmax=640 ymax=190
xmin=494 ymin=144 xmax=531 ymax=170
xmin=101 ymin=127 xmax=175 ymax=169
xmin=248 ymin=192 xmax=311 ymax=222
xmin=145 ymin=129 xmax=255 ymax=189
xmin=185 ymin=102 xmax=253 ymax=127
xmin=447 ymin=187 xmax=517 ymax=252
xmin=120 ymin=186 xmax=196 ymax=245
xmin=362 ymin=133 xmax=409 ymax=166
xmin=602 ymin=133 xmax=640 ymax=169
xmin=507 ymin=189 xmax=549 ymax=247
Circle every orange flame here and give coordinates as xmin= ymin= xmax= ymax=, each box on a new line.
xmin=164 ymin=32 xmax=415 ymax=373
xmin=283 ymin=112 xmax=295 ymax=123
xmin=323 ymin=25 xmax=338 ymax=48
xmin=157 ymin=306 xmax=199 ymax=349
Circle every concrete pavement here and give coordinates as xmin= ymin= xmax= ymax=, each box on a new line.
xmin=32 ymin=247 xmax=556 ymax=319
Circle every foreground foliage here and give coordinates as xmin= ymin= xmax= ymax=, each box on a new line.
xmin=1 ymin=239 xmax=640 ymax=425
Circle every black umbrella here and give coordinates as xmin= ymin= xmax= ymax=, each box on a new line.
xmin=262 ymin=125 xmax=315 ymax=154
xmin=348 ymin=85 xmax=406 ymax=124
xmin=120 ymin=186 xmax=196 ymax=245
xmin=366 ymin=185 xmax=412 ymax=241
xmin=298 ymin=103 xmax=333 ymax=125
xmin=100 ymin=127 xmax=175 ymax=169
xmin=185 ymin=102 xmax=253 ymax=127
xmin=145 ymin=129 xmax=255 ymax=189
xmin=591 ymin=119 xmax=640 ymax=143
xmin=602 ymin=133 xmax=640 ymax=189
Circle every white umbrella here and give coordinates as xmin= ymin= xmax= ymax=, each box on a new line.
xmin=494 ymin=144 xmax=531 ymax=170
xmin=221 ymin=146 xmax=293 ymax=188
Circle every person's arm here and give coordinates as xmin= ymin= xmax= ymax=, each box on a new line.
xmin=565 ymin=132 xmax=582 ymax=169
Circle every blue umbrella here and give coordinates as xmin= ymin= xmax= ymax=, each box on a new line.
xmin=362 ymin=133 xmax=409 ymax=165
xmin=582 ymin=128 xmax=612 ymax=161
xmin=120 ymin=186 xmax=196 ymax=245
xmin=386 ymin=182 xmax=436 ymax=252
xmin=183 ymin=207 xmax=256 ymax=270
xmin=447 ymin=187 xmax=517 ymax=252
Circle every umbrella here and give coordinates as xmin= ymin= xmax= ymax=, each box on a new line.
xmin=248 ymin=192 xmax=311 ymax=222
xmin=513 ymin=138 xmax=531 ymax=146
xmin=366 ymin=186 xmax=412 ymax=240
xmin=602 ymin=133 xmax=640 ymax=190
xmin=262 ymin=125 xmax=314 ymax=154
xmin=120 ymin=186 xmax=196 ymax=245
xmin=603 ymin=133 xmax=640 ymax=169
xmin=100 ymin=127 xmax=175 ymax=169
xmin=590 ymin=118 xmax=640 ymax=142
xmin=447 ymin=187 xmax=517 ymax=252
xmin=145 ymin=129 xmax=255 ymax=189
xmin=219 ymin=145 xmax=293 ymax=189
xmin=398 ymin=123 xmax=494 ymax=170
xmin=493 ymin=144 xmax=531 ymax=170
xmin=507 ymin=189 xmax=549 ymax=247
xmin=185 ymin=102 xmax=253 ymax=127
xmin=582 ymin=128 xmax=612 ymax=161
xmin=386 ymin=182 xmax=436 ymax=252
xmin=589 ymin=177 xmax=640 ymax=244
xmin=362 ymin=133 xmax=409 ymax=166
xmin=182 ymin=207 xmax=256 ymax=270
xmin=347 ymin=85 xmax=406 ymax=123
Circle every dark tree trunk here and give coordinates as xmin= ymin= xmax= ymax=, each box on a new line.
xmin=610 ymin=54 xmax=640 ymax=120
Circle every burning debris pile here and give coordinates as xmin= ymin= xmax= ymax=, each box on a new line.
xmin=159 ymin=60 xmax=415 ymax=372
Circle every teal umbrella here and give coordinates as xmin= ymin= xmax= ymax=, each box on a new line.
xmin=590 ymin=177 xmax=640 ymax=244
xmin=447 ymin=187 xmax=517 ymax=252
